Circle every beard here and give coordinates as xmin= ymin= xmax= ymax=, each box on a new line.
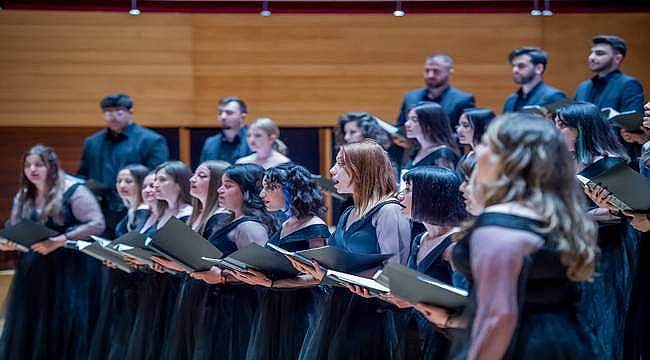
xmin=512 ymin=71 xmax=535 ymax=85
xmin=590 ymin=57 xmax=614 ymax=73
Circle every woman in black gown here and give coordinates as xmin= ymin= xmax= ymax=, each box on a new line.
xmin=0 ymin=144 xmax=105 ymax=360
xmin=89 ymin=163 xmax=149 ymax=360
xmin=416 ymin=113 xmax=599 ymax=359
xmin=160 ymin=160 xmax=233 ymax=360
xmin=126 ymin=161 xmax=193 ymax=360
xmin=383 ymin=166 xmax=468 ymax=360
xmin=190 ymin=163 xmax=277 ymax=360
xmin=555 ymin=102 xmax=637 ymax=360
xmin=228 ymin=165 xmax=330 ymax=359
xmin=290 ymin=140 xmax=411 ymax=360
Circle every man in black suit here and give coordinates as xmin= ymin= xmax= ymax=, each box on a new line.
xmin=199 ymin=96 xmax=252 ymax=165
xmin=575 ymin=35 xmax=645 ymax=156
xmin=503 ymin=47 xmax=566 ymax=113
xmin=575 ymin=35 xmax=644 ymax=112
xmin=396 ymin=54 xmax=475 ymax=130
xmin=78 ymin=93 xmax=169 ymax=234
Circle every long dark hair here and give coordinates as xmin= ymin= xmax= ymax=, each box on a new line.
xmin=117 ymin=163 xmax=149 ymax=231
xmin=554 ymin=102 xmax=629 ymax=165
xmin=12 ymin=144 xmax=66 ymax=225
xmin=462 ymin=108 xmax=496 ymax=146
xmin=409 ymin=102 xmax=459 ymax=154
xmin=224 ymin=164 xmax=278 ymax=233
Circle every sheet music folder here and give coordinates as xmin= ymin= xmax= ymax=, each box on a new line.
xmin=0 ymin=220 xmax=58 ymax=251
xmin=147 ymin=217 xmax=224 ymax=273
xmin=267 ymin=243 xmax=391 ymax=273
xmin=202 ymin=243 xmax=299 ymax=279
xmin=577 ymin=157 xmax=650 ymax=212
xmin=378 ymin=263 xmax=468 ymax=309
xmin=109 ymin=231 xmax=158 ymax=266
xmin=603 ymin=108 xmax=644 ymax=133
xmin=78 ymin=237 xmax=134 ymax=273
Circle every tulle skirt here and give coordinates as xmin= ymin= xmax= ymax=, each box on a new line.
xmin=246 ymin=286 xmax=326 ymax=360
xmin=0 ymin=248 xmax=95 ymax=360
xmin=192 ymin=283 xmax=259 ymax=360
xmin=125 ymin=270 xmax=181 ymax=360
xmin=299 ymin=286 xmax=400 ymax=360
xmin=578 ymin=221 xmax=639 ymax=360
xmin=88 ymin=267 xmax=140 ymax=360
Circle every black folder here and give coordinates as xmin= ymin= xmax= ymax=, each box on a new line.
xmin=77 ymin=237 xmax=134 ymax=273
xmin=267 ymin=243 xmax=392 ymax=273
xmin=109 ymin=231 xmax=158 ymax=266
xmin=0 ymin=220 xmax=59 ymax=251
xmin=146 ymin=217 xmax=224 ymax=273
xmin=522 ymin=99 xmax=570 ymax=117
xmin=577 ymin=157 xmax=650 ymax=212
xmin=608 ymin=110 xmax=644 ymax=133
xmin=202 ymin=243 xmax=299 ymax=279
xmin=314 ymin=176 xmax=346 ymax=201
xmin=378 ymin=263 xmax=468 ymax=309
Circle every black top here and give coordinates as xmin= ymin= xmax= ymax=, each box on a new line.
xmin=404 ymin=146 xmax=459 ymax=171
xmin=396 ymin=86 xmax=476 ymax=130
xmin=268 ymin=223 xmax=330 ymax=252
xmin=574 ymin=70 xmax=645 ymax=113
xmin=503 ymin=81 xmax=566 ymax=113
xmin=114 ymin=208 xmax=150 ymax=237
xmin=199 ymin=127 xmax=252 ymax=165
xmin=406 ymin=232 xmax=453 ymax=285
xmin=77 ymin=123 xmax=169 ymax=186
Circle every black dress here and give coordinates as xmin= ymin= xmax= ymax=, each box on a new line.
xmin=246 ymin=223 xmax=331 ymax=360
xmin=451 ymin=212 xmax=596 ymax=359
xmin=124 ymin=215 xmax=188 ymax=360
xmin=0 ymin=183 xmax=102 ymax=360
xmin=88 ymin=208 xmax=150 ymax=360
xmin=192 ymin=216 xmax=267 ymax=360
xmin=396 ymin=233 xmax=454 ymax=360
xmin=403 ymin=146 xmax=460 ymax=172
xmin=160 ymin=212 xmax=233 ymax=360
xmin=300 ymin=201 xmax=405 ymax=360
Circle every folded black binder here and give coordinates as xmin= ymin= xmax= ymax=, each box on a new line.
xmin=267 ymin=243 xmax=392 ymax=273
xmin=0 ymin=220 xmax=59 ymax=252
xmin=313 ymin=176 xmax=347 ymax=201
xmin=603 ymin=108 xmax=644 ymax=133
xmin=146 ymin=217 xmax=224 ymax=273
xmin=577 ymin=157 xmax=650 ymax=212
xmin=378 ymin=263 xmax=467 ymax=309
xmin=202 ymin=243 xmax=298 ymax=279
xmin=109 ymin=231 xmax=158 ymax=266
xmin=522 ymin=99 xmax=571 ymax=117
xmin=77 ymin=237 xmax=134 ymax=273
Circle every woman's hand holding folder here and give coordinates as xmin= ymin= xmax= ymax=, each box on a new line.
xmin=151 ymin=255 xmax=185 ymax=272
xmin=286 ymin=256 xmax=325 ymax=281
xmin=0 ymin=238 xmax=17 ymax=251
xmin=227 ymin=268 xmax=273 ymax=287
xmin=31 ymin=234 xmax=66 ymax=255
xmin=190 ymin=266 xmax=226 ymax=285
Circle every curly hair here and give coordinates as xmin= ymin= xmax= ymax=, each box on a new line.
xmin=334 ymin=111 xmax=391 ymax=150
xmin=468 ymin=113 xmax=598 ymax=281
xmin=264 ymin=165 xmax=326 ymax=220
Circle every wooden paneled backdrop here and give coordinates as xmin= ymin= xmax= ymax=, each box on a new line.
xmin=0 ymin=10 xmax=649 ymax=222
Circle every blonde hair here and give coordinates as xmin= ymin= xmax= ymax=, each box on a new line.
xmin=250 ymin=118 xmax=288 ymax=155
xmin=468 ymin=114 xmax=598 ymax=281
xmin=339 ymin=140 xmax=397 ymax=217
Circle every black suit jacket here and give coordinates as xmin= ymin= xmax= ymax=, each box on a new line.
xmin=503 ymin=81 xmax=566 ymax=113
xmin=396 ymin=86 xmax=476 ymax=129
xmin=574 ymin=70 xmax=644 ymax=113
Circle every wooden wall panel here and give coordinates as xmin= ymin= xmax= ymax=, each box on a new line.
xmin=0 ymin=11 xmax=194 ymax=128
xmin=0 ymin=11 xmax=647 ymax=129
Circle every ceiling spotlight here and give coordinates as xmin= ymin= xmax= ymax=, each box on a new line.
xmin=530 ymin=0 xmax=541 ymax=15
xmin=260 ymin=0 xmax=271 ymax=16
xmin=542 ymin=0 xmax=553 ymax=16
xmin=129 ymin=0 xmax=140 ymax=16
xmin=393 ymin=0 xmax=405 ymax=16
